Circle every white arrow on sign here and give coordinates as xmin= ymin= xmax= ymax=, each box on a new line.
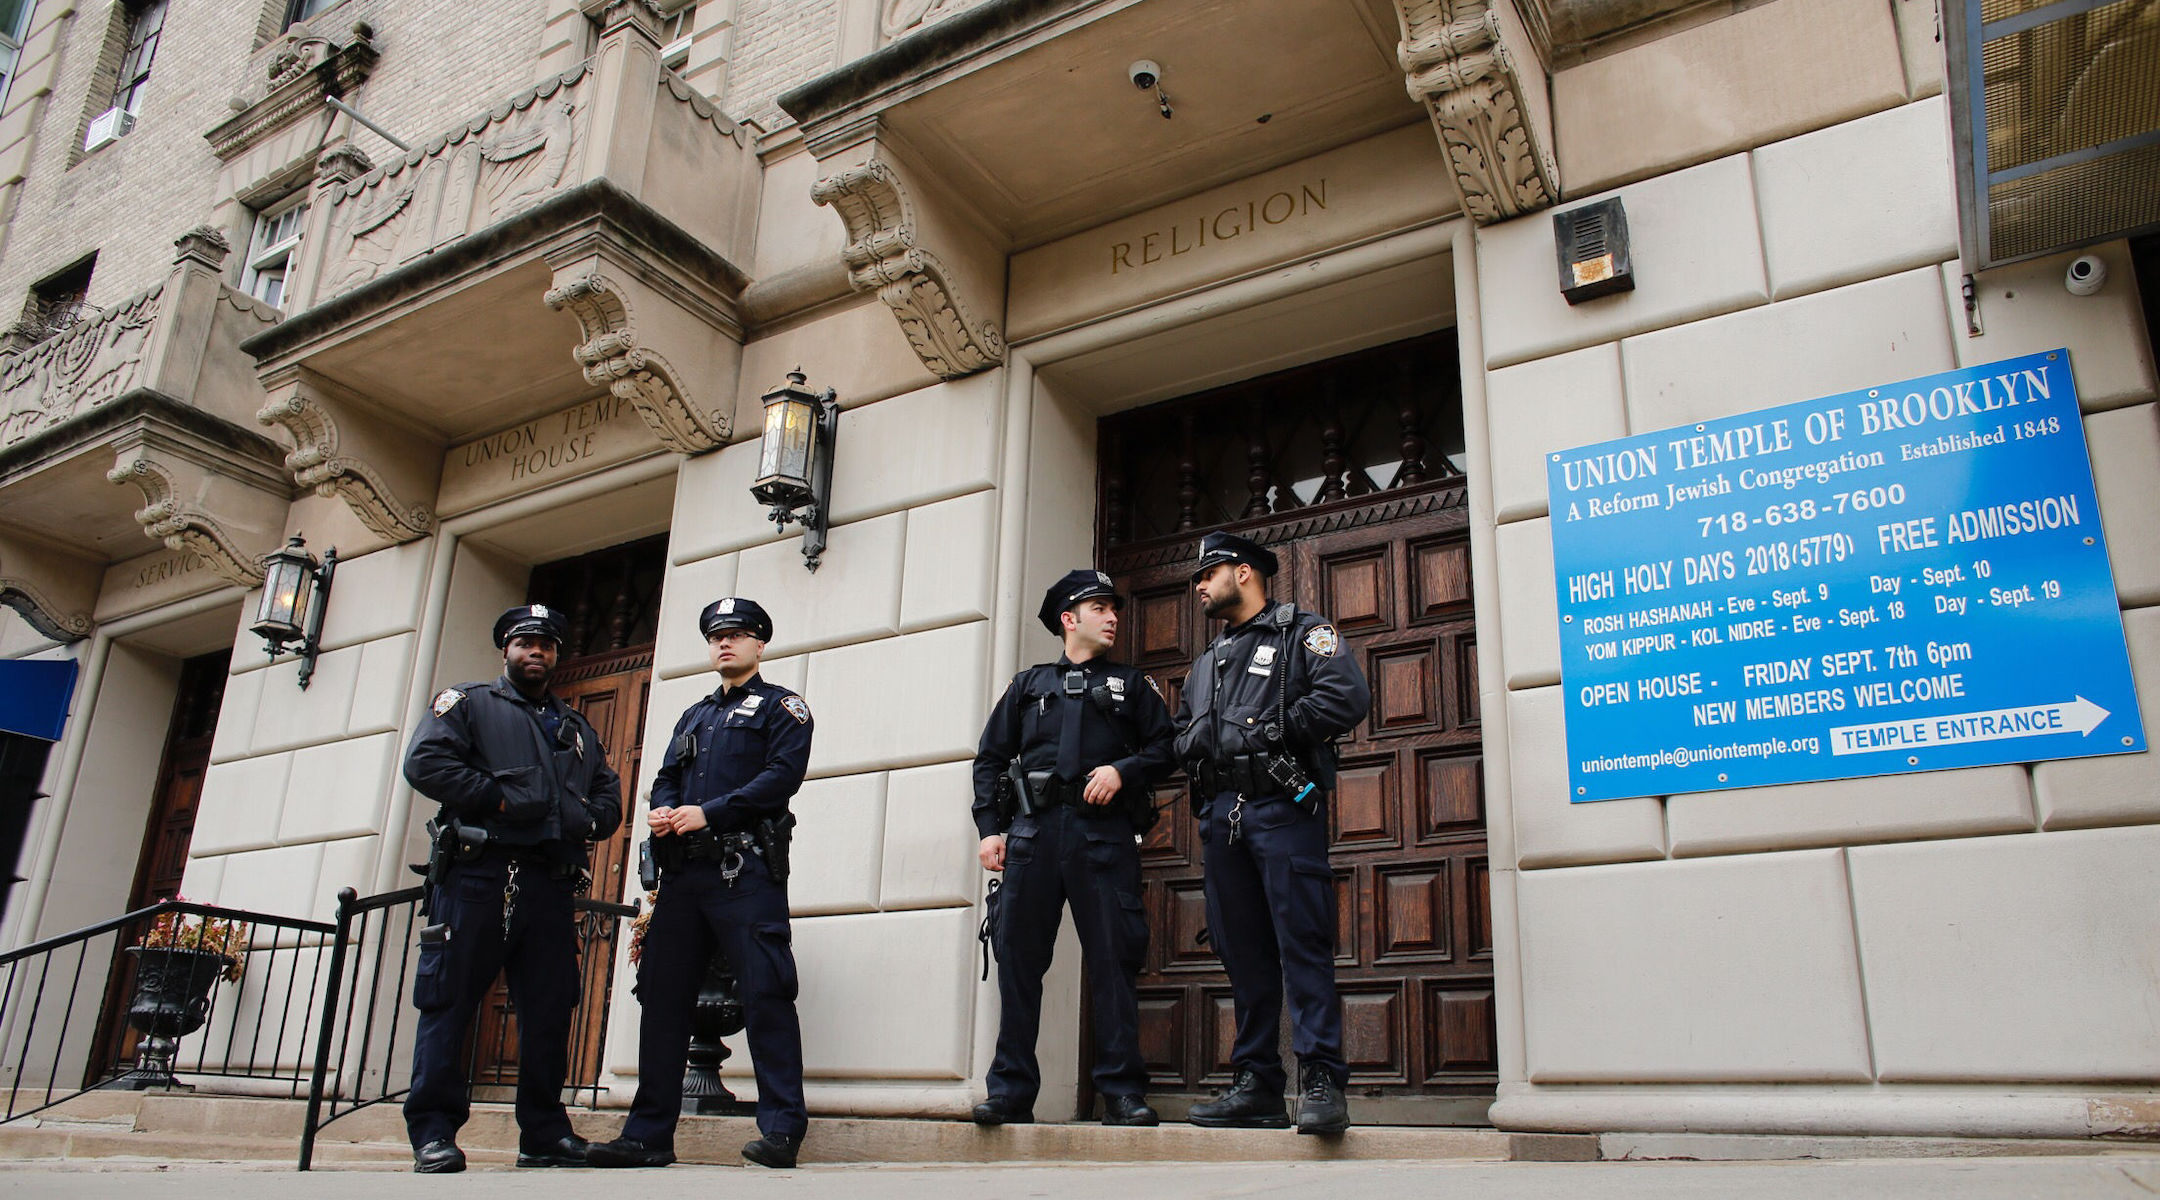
xmin=1829 ymin=697 xmax=2110 ymax=756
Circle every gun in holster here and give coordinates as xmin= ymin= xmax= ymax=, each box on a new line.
xmin=415 ymin=817 xmax=491 ymax=916
xmin=752 ymin=813 xmax=798 ymax=884
xmin=1001 ymin=757 xmax=1036 ymax=820
xmin=638 ymin=838 xmax=659 ymax=891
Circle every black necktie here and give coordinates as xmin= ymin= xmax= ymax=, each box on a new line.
xmin=1056 ymin=670 xmax=1085 ymax=782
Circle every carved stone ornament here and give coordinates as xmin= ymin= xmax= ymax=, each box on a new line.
xmin=106 ymin=452 xmax=270 ymax=589
xmin=1395 ymin=0 xmax=1558 ymax=224
xmin=544 ymin=274 xmax=730 ymax=455
xmin=0 ymin=579 xmax=91 ymax=641
xmin=256 ymin=385 xmax=436 ymax=543
xmin=319 ymin=65 xmax=590 ymax=298
xmin=0 ymin=283 xmax=163 ymax=451
xmin=811 ymin=160 xmax=1004 ymax=380
xmin=205 ymin=26 xmax=381 ymax=162
xmin=880 ymin=0 xmax=987 ymax=39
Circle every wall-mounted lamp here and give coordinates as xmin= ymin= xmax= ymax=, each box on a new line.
xmin=749 ymin=370 xmax=839 ymax=573
xmin=251 ymin=534 xmax=337 ymax=688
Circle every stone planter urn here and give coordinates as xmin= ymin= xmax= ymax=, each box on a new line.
xmin=113 ymin=946 xmax=232 ymax=1090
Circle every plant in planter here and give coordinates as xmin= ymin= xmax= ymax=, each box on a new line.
xmin=110 ymin=903 xmax=248 ymax=1090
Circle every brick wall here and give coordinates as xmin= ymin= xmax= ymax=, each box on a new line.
xmin=0 ymin=0 xmax=549 ymax=313
xmin=718 ymin=0 xmax=837 ymax=128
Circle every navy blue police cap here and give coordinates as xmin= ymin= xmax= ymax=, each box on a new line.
xmin=1038 ymin=568 xmax=1122 ymax=634
xmin=493 ymin=603 xmax=566 ymax=648
xmin=699 ymin=596 xmax=774 ymax=643
xmin=1191 ymin=531 xmax=1277 ymax=581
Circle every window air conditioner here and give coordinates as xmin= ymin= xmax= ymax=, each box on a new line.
xmin=83 ymin=107 xmax=133 ymax=153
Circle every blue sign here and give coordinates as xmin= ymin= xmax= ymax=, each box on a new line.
xmin=1549 ymin=349 xmax=2144 ymax=802
xmin=0 ymin=657 xmax=78 ymax=742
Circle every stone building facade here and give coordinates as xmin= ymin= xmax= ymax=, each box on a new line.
xmin=0 ymin=0 xmax=2154 ymax=1141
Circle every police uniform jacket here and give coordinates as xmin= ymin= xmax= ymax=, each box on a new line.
xmin=971 ymin=657 xmax=1177 ymax=838
xmin=651 ymin=675 xmax=812 ymax=831
xmin=403 ymin=676 xmax=623 ymax=859
xmin=1173 ymin=602 xmax=1372 ymax=810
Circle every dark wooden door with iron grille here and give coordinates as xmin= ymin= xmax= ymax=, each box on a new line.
xmin=470 ymin=536 xmax=661 ymax=1092
xmin=1095 ymin=332 xmax=1496 ymax=1115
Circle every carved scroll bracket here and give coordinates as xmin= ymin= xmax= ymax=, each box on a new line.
xmin=106 ymin=426 xmax=291 ymax=590
xmin=811 ymin=157 xmax=1005 ymax=381
xmin=256 ymin=368 xmax=438 ymax=544
xmin=0 ymin=528 xmax=99 ymax=642
xmin=544 ymin=243 xmax=737 ymax=456
xmin=1394 ymin=0 xmax=1559 ymax=224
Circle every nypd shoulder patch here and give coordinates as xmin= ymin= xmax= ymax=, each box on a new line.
xmin=432 ymin=687 xmax=465 ymax=716
xmin=1302 ymin=624 xmax=1340 ymax=657
xmin=781 ymin=695 xmax=811 ymax=725
xmin=1143 ymin=675 xmax=1164 ymax=700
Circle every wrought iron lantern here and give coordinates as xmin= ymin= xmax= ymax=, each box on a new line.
xmin=749 ymin=369 xmax=839 ymax=572
xmin=250 ymin=534 xmax=337 ymax=689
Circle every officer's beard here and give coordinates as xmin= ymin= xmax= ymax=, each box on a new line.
xmin=507 ymin=654 xmax=555 ymax=695
xmin=1201 ymin=588 xmax=1242 ymax=620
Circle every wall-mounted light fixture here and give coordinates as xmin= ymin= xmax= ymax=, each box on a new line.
xmin=1553 ymin=196 xmax=1634 ymax=305
xmin=251 ymin=534 xmax=337 ymax=688
xmin=750 ymin=370 xmax=839 ymax=572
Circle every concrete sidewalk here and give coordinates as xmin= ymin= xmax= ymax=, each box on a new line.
xmin=5 ymin=1155 xmax=2160 ymax=1198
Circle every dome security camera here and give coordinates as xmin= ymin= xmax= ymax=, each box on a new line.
xmin=2065 ymin=254 xmax=2107 ymax=297
xmin=1129 ymin=60 xmax=1160 ymax=90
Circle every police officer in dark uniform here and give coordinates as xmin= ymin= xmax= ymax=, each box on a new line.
xmin=588 ymin=597 xmax=813 ymax=1170
xmin=1174 ymin=533 xmax=1371 ymax=1135
xmin=402 ymin=604 xmax=623 ymax=1173
xmin=971 ymin=570 xmax=1176 ymax=1127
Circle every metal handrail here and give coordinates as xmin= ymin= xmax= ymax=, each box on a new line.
xmin=296 ymin=884 xmax=637 ymax=1170
xmin=0 ymin=900 xmax=335 ymax=965
xmin=0 ymin=898 xmax=344 ymax=1126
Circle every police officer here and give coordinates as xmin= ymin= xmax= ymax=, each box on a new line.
xmin=971 ymin=570 xmax=1176 ymax=1128
xmin=588 ymin=597 xmax=812 ymax=1170
xmin=402 ymin=604 xmax=623 ymax=1173
xmin=1173 ymin=533 xmax=1371 ymax=1135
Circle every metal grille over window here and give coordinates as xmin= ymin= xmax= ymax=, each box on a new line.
xmin=243 ymin=200 xmax=308 ymax=309
xmin=1947 ymin=0 xmax=2160 ymax=267
xmin=1096 ymin=331 xmax=1464 ymax=548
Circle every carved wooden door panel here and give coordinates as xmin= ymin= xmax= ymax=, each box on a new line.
xmin=469 ymin=648 xmax=647 ymax=1090
xmin=1107 ymin=482 xmax=1495 ymax=1110
xmin=92 ymin=650 xmax=228 ymax=1082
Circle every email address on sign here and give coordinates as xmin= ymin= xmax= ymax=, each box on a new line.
xmin=1579 ymin=735 xmax=1821 ymax=773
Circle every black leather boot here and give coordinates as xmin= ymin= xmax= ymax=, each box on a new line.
xmin=1101 ymin=1094 xmax=1159 ymax=1126
xmin=585 ymin=1136 xmax=675 ymax=1168
xmin=742 ymin=1131 xmax=801 ymax=1168
xmin=412 ymin=1139 xmax=466 ymax=1173
xmin=1185 ymin=1068 xmax=1290 ymax=1129
xmin=971 ymin=1095 xmax=1035 ymax=1125
xmin=1295 ymin=1064 xmax=1349 ymax=1135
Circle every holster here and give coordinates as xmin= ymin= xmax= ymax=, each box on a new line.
xmin=752 ymin=813 xmax=797 ymax=884
xmin=1002 ymin=757 xmax=1036 ymax=819
xmin=638 ymin=838 xmax=659 ymax=891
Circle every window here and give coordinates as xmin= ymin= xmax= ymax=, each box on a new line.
xmin=283 ymin=0 xmax=339 ymax=30
xmin=659 ymin=6 xmax=692 ymax=70
xmin=0 ymin=0 xmax=35 ymax=116
xmin=22 ymin=253 xmax=95 ymax=342
xmin=241 ymin=197 xmax=307 ymax=309
xmin=110 ymin=0 xmax=163 ymax=117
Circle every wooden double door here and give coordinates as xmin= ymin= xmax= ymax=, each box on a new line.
xmin=1104 ymin=481 xmax=1495 ymax=1110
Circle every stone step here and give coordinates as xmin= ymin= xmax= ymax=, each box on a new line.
xmin=0 ymin=1091 xmax=1517 ymax=1167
